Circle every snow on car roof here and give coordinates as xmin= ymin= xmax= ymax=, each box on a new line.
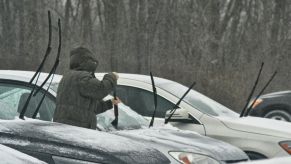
xmin=0 ymin=144 xmax=47 ymax=164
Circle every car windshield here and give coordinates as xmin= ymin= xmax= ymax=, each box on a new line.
xmin=157 ymin=82 xmax=239 ymax=117
xmin=97 ymin=96 xmax=149 ymax=131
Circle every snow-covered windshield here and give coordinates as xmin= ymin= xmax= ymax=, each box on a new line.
xmin=157 ymin=82 xmax=238 ymax=117
xmin=97 ymin=96 xmax=149 ymax=131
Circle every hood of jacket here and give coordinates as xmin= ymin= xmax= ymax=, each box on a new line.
xmin=70 ymin=47 xmax=98 ymax=73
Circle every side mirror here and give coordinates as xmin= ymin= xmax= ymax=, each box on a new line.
xmin=165 ymin=108 xmax=199 ymax=124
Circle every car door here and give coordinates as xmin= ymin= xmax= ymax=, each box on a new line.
xmin=0 ymin=80 xmax=55 ymax=121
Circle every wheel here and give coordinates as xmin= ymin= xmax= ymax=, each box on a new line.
xmin=264 ymin=110 xmax=291 ymax=122
xmin=245 ymin=151 xmax=267 ymax=160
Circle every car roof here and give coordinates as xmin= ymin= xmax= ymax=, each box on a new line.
xmin=97 ymin=73 xmax=175 ymax=87
xmin=0 ymin=70 xmax=174 ymax=87
xmin=0 ymin=70 xmax=62 ymax=85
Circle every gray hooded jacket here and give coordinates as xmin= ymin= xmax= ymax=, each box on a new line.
xmin=53 ymin=47 xmax=117 ymax=129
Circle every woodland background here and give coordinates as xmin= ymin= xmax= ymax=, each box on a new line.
xmin=0 ymin=0 xmax=290 ymax=112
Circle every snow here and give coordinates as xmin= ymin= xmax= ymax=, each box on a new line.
xmin=0 ymin=144 xmax=47 ymax=164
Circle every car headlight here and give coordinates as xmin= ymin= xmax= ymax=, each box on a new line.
xmin=279 ymin=141 xmax=291 ymax=155
xmin=169 ymin=151 xmax=220 ymax=164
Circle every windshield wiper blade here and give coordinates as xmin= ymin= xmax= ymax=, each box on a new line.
xmin=19 ymin=11 xmax=52 ymax=120
xmin=244 ymin=71 xmax=277 ymax=117
xmin=29 ymin=11 xmax=52 ymax=84
xmin=149 ymin=72 xmax=157 ymax=128
xmin=32 ymin=19 xmax=62 ymax=119
xmin=33 ymin=19 xmax=62 ymax=96
xmin=240 ymin=62 xmax=264 ymax=117
xmin=165 ymin=81 xmax=196 ymax=124
xmin=111 ymin=87 xmax=119 ymax=128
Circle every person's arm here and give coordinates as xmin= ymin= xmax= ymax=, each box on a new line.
xmin=78 ymin=72 xmax=117 ymax=99
xmin=95 ymin=100 xmax=113 ymax=114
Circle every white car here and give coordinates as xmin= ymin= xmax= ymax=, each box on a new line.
xmin=92 ymin=73 xmax=291 ymax=160
xmin=0 ymin=70 xmax=250 ymax=164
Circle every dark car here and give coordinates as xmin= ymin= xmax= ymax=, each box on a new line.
xmin=248 ymin=91 xmax=291 ymax=122
xmin=0 ymin=144 xmax=47 ymax=164
xmin=0 ymin=119 xmax=170 ymax=164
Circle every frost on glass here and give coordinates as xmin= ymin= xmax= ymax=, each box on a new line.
xmin=0 ymin=85 xmax=55 ymax=121
xmin=97 ymin=102 xmax=148 ymax=131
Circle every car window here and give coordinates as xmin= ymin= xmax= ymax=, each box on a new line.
xmin=0 ymin=82 xmax=55 ymax=121
xmin=116 ymin=85 xmax=174 ymax=117
xmin=97 ymin=96 xmax=149 ymax=131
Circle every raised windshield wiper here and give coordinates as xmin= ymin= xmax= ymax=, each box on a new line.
xmin=33 ymin=18 xmax=62 ymax=96
xmin=149 ymin=72 xmax=157 ymax=128
xmin=244 ymin=71 xmax=277 ymax=117
xmin=165 ymin=81 xmax=196 ymax=124
xmin=19 ymin=11 xmax=52 ymax=120
xmin=32 ymin=19 xmax=62 ymax=118
xmin=240 ymin=62 xmax=264 ymax=117
xmin=111 ymin=87 xmax=119 ymax=128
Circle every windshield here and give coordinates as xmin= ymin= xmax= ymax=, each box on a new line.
xmin=157 ymin=82 xmax=239 ymax=117
xmin=97 ymin=96 xmax=149 ymax=131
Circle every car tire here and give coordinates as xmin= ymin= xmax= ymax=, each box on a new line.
xmin=245 ymin=151 xmax=267 ymax=160
xmin=264 ymin=109 xmax=291 ymax=122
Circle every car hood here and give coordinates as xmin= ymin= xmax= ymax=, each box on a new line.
xmin=0 ymin=119 xmax=169 ymax=164
xmin=220 ymin=116 xmax=291 ymax=139
xmin=112 ymin=126 xmax=248 ymax=162
xmin=260 ymin=90 xmax=291 ymax=99
xmin=0 ymin=144 xmax=47 ymax=164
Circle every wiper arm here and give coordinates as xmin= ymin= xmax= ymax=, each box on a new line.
xmin=111 ymin=87 xmax=119 ymax=128
xmin=240 ymin=62 xmax=264 ymax=117
xmin=165 ymin=81 xmax=196 ymax=124
xmin=19 ymin=11 xmax=52 ymax=120
xmin=32 ymin=19 xmax=62 ymax=119
xmin=149 ymin=72 xmax=157 ymax=128
xmin=244 ymin=71 xmax=277 ymax=117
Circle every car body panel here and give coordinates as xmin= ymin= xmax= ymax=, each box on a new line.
xmin=94 ymin=72 xmax=291 ymax=159
xmin=0 ymin=144 xmax=47 ymax=164
xmin=0 ymin=119 xmax=170 ymax=164
xmin=249 ymin=91 xmax=291 ymax=122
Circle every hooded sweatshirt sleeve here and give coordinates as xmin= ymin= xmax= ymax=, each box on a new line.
xmin=78 ymin=72 xmax=117 ymax=100
xmin=95 ymin=100 xmax=113 ymax=114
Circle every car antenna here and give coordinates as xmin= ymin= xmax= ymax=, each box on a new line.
xmin=32 ymin=19 xmax=62 ymax=119
xmin=240 ymin=62 xmax=264 ymax=117
xmin=165 ymin=81 xmax=196 ymax=124
xmin=19 ymin=11 xmax=52 ymax=120
xmin=111 ymin=87 xmax=119 ymax=128
xmin=149 ymin=72 xmax=157 ymax=128
xmin=244 ymin=71 xmax=277 ymax=117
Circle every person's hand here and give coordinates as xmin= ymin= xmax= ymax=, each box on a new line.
xmin=111 ymin=97 xmax=121 ymax=105
xmin=112 ymin=72 xmax=119 ymax=80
